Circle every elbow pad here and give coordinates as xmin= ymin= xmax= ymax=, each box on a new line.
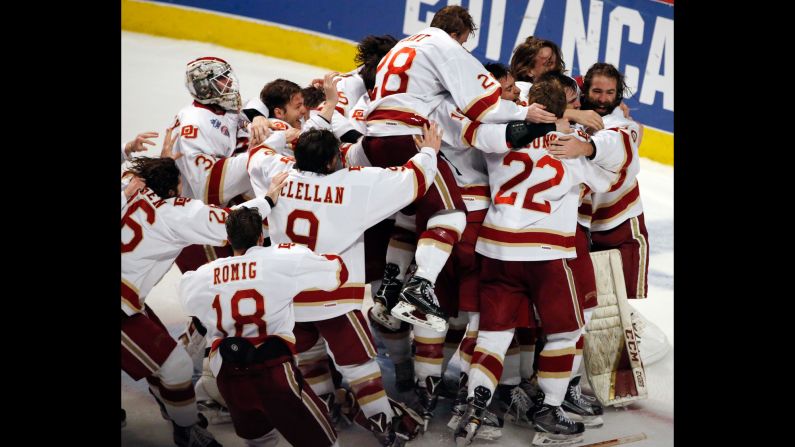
xmin=505 ymin=121 xmax=555 ymax=149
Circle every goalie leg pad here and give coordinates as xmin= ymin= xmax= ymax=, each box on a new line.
xmin=583 ymin=250 xmax=647 ymax=407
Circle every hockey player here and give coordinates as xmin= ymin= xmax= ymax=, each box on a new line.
xmin=454 ymin=79 xmax=628 ymax=446
xmin=246 ymin=125 xmax=445 ymax=445
xmin=364 ymin=5 xmax=557 ymax=333
xmin=179 ymin=206 xmax=345 ymax=447
xmin=122 ymin=154 xmax=285 ymax=447
xmin=510 ymin=37 xmax=603 ymax=132
xmin=579 ymin=63 xmax=649 ymax=301
xmin=170 ymin=57 xmax=267 ymax=273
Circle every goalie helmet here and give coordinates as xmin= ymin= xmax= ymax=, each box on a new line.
xmin=185 ymin=57 xmax=241 ymax=111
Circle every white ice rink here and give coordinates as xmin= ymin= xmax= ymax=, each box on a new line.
xmin=122 ymin=31 xmax=673 ymax=447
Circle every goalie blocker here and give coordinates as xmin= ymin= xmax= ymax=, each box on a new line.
xmin=583 ymin=250 xmax=647 ymax=407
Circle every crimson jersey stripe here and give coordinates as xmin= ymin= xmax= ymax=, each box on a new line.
xmin=591 ymin=183 xmax=640 ymax=222
xmin=462 ymin=89 xmax=502 ymax=121
xmin=479 ymin=226 xmax=575 ymax=248
xmin=206 ymin=157 xmax=228 ymax=205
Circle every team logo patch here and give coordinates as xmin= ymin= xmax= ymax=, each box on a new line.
xmin=210 ymin=118 xmax=221 ymax=129
xmin=352 ymin=109 xmax=365 ymax=120
xmin=181 ymin=125 xmax=198 ymax=139
xmin=631 ymin=129 xmax=638 ymax=143
xmin=272 ymin=121 xmax=289 ymax=130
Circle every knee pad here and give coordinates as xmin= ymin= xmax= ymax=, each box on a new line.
xmin=158 ymin=346 xmax=194 ymax=386
xmin=427 ymin=210 xmax=466 ymax=236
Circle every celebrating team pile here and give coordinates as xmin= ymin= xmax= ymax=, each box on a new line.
xmin=121 ymin=5 xmax=664 ymax=447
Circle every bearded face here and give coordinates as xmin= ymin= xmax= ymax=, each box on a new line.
xmin=582 ymin=75 xmax=621 ymax=116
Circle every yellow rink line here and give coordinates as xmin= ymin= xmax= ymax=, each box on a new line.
xmin=121 ymin=0 xmax=357 ymax=72
xmin=122 ymin=0 xmax=673 ymax=166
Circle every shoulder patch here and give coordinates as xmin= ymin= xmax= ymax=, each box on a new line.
xmin=181 ymin=125 xmax=198 ymax=139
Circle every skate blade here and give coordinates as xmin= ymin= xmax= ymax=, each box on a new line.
xmin=391 ymin=302 xmax=448 ymax=332
xmin=568 ymin=413 xmax=604 ymax=428
xmin=532 ymin=431 xmax=584 ymax=446
xmin=371 ymin=304 xmax=403 ymax=330
xmin=473 ymin=426 xmax=502 ymax=440
xmin=447 ymin=414 xmax=462 ymax=430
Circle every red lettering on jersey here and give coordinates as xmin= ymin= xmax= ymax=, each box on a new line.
xmin=477 ymin=73 xmax=496 ymax=90
xmin=379 ymin=47 xmax=417 ymax=98
xmin=181 ymin=125 xmax=198 ymax=139
xmin=334 ymin=186 xmax=344 ymax=204
xmin=285 ymin=181 xmax=295 ymax=198
xmin=121 ymin=199 xmax=156 ymax=253
xmin=213 ymin=267 xmax=221 ymax=285
xmin=230 ymin=263 xmax=240 ymax=282
xmin=404 ymin=33 xmax=431 ymax=42
xmin=152 ymin=198 xmax=167 ymax=208
xmin=313 ymin=185 xmax=322 ymax=202
xmin=209 ymin=209 xmax=227 ymax=223
xmin=277 ymin=243 xmax=295 ymax=249
xmin=195 ymin=154 xmax=215 ymax=171
xmin=324 ymin=187 xmax=333 ymax=203
xmin=295 ymin=182 xmax=304 ymax=200
xmin=222 ymin=265 xmax=229 ymax=282
xmin=286 ymin=210 xmax=319 ymax=251
xmin=173 ymin=197 xmax=190 ymax=207
xmin=348 ymin=166 xmax=362 ymax=171
xmin=338 ymin=91 xmax=349 ymax=105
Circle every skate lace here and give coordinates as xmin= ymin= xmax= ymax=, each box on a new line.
xmin=509 ymin=386 xmax=531 ymax=414
xmin=189 ymin=426 xmax=216 ymax=446
xmin=570 ymin=383 xmax=587 ymax=405
xmin=555 ymin=407 xmax=576 ymax=425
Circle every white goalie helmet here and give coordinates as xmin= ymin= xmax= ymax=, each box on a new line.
xmin=185 ymin=57 xmax=242 ymax=111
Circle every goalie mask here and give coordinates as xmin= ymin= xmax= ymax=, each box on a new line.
xmin=185 ymin=57 xmax=242 ymax=111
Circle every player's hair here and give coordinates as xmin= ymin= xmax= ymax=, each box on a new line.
xmin=294 ymin=129 xmax=340 ymax=175
xmin=301 ymin=86 xmax=326 ymax=109
xmin=431 ymin=5 xmax=477 ymax=38
xmin=537 ymin=70 xmax=580 ymax=97
xmin=260 ymin=79 xmax=302 ymax=118
xmin=582 ymin=62 xmax=629 ymax=102
xmin=225 ymin=206 xmax=263 ymax=252
xmin=127 ymin=157 xmax=180 ymax=199
xmin=484 ymin=63 xmax=510 ymax=80
xmin=355 ymin=34 xmax=398 ymax=92
xmin=527 ymin=79 xmax=567 ymax=118
xmin=510 ymin=37 xmax=565 ymax=82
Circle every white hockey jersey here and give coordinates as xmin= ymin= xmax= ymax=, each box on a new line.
xmin=179 ymin=243 xmax=346 ymax=376
xmin=430 ymin=97 xmax=511 ymax=212
xmin=121 ymin=187 xmax=270 ymax=316
xmin=347 ymin=93 xmax=370 ymax=136
xmin=577 ymin=108 xmax=643 ymax=231
xmin=367 ymin=27 xmax=527 ymax=137
xmin=476 ymin=131 xmax=625 ymax=261
xmin=515 ymin=81 xmax=532 ymax=107
xmin=334 ymin=69 xmax=366 ymax=119
xmin=245 ymin=144 xmax=439 ymax=321
xmin=173 ymin=102 xmax=254 ymax=205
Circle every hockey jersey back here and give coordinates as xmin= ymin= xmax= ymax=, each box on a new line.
xmin=121 ymin=187 xmax=269 ymax=315
xmin=581 ymin=108 xmax=643 ymax=231
xmin=477 ymin=132 xmax=619 ymax=261
xmin=367 ymin=27 xmax=526 ymax=137
xmin=246 ymin=144 xmax=438 ymax=321
xmin=179 ymin=244 xmax=345 ymax=376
